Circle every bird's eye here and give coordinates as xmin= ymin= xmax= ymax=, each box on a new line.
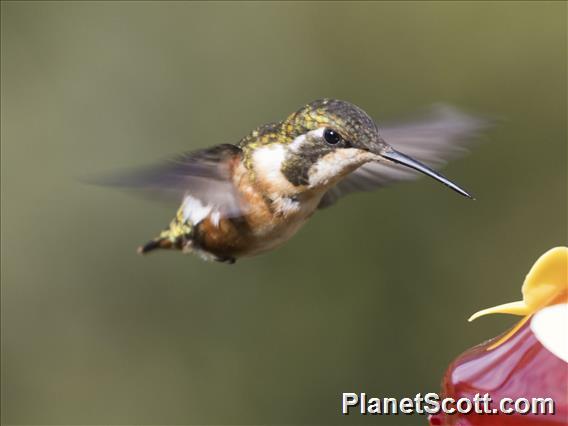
xmin=323 ymin=128 xmax=342 ymax=145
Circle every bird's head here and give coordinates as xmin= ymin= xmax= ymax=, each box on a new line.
xmin=253 ymin=98 xmax=471 ymax=198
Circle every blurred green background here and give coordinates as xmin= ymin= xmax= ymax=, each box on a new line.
xmin=1 ymin=1 xmax=566 ymax=425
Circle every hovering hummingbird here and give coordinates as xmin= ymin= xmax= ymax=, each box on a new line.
xmin=108 ymin=99 xmax=486 ymax=263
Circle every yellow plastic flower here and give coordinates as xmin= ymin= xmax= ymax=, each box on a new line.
xmin=469 ymin=246 xmax=568 ymax=350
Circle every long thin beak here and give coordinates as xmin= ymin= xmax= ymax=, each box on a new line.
xmin=380 ymin=148 xmax=474 ymax=199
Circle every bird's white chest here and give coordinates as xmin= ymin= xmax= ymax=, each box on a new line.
xmin=240 ymin=143 xmax=324 ymax=255
xmin=245 ymin=217 xmax=311 ymax=257
xmin=246 ymin=192 xmax=322 ymax=256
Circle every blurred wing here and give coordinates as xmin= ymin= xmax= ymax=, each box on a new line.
xmin=96 ymin=144 xmax=245 ymax=217
xmin=318 ymin=105 xmax=489 ymax=209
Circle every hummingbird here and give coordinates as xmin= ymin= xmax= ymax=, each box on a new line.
xmin=108 ymin=99 xmax=486 ymax=263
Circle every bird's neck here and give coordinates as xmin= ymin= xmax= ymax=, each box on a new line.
xmin=233 ymin=155 xmax=324 ymax=220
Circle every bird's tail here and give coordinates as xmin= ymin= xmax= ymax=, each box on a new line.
xmin=137 ymin=234 xmax=177 ymax=254
xmin=138 ymin=209 xmax=193 ymax=255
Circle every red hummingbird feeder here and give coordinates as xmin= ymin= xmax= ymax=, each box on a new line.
xmin=429 ymin=247 xmax=568 ymax=426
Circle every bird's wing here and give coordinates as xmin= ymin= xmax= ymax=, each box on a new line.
xmin=318 ymin=105 xmax=489 ymax=209
xmin=97 ymin=144 xmax=246 ymax=217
